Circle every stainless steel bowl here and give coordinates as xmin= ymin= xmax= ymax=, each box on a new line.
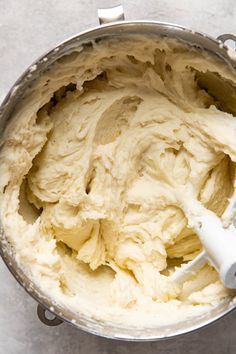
xmin=1 ymin=5 xmax=236 ymax=341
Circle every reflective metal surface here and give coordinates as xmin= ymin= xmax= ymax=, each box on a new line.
xmin=37 ymin=305 xmax=63 ymax=327
xmin=1 ymin=20 xmax=236 ymax=341
xmin=98 ymin=4 xmax=125 ymax=24
xmin=217 ymin=33 xmax=236 ymax=47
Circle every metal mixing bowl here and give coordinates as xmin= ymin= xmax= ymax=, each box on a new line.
xmin=1 ymin=5 xmax=236 ymax=341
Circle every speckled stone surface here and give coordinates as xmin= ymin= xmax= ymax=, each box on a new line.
xmin=1 ymin=1 xmax=236 ymax=353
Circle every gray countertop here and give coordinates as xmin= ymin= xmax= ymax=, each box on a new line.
xmin=1 ymin=1 xmax=236 ymax=353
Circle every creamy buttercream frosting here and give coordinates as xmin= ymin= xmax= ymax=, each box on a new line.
xmin=1 ymin=35 xmax=236 ymax=327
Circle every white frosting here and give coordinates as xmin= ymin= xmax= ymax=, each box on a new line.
xmin=1 ymin=36 xmax=236 ymax=327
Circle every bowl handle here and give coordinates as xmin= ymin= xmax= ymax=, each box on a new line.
xmin=217 ymin=33 xmax=236 ymax=48
xmin=37 ymin=304 xmax=63 ymax=326
xmin=97 ymin=4 xmax=125 ymax=24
